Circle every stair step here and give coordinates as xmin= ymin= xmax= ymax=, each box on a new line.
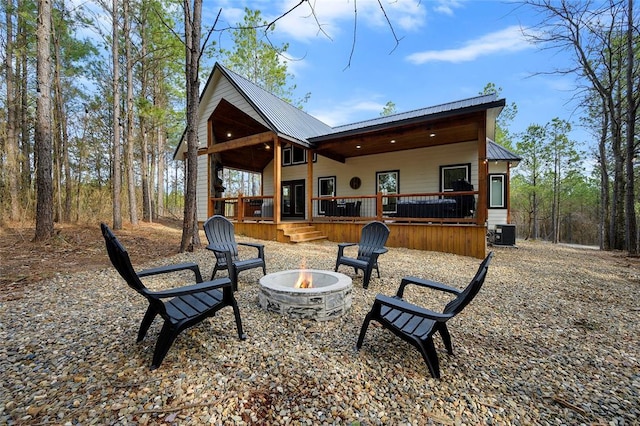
xmin=290 ymin=232 xmax=328 ymax=243
xmin=283 ymin=226 xmax=317 ymax=236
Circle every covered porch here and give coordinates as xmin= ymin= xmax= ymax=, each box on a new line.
xmin=179 ymin=64 xmax=515 ymax=260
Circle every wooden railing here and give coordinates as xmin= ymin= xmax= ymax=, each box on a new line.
xmin=311 ymin=191 xmax=479 ymax=224
xmin=208 ymin=195 xmax=274 ymax=221
xmin=209 ymin=190 xmax=478 ymax=224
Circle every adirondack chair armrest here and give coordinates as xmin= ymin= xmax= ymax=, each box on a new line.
xmin=372 ymin=247 xmax=388 ymax=255
xmin=375 ymin=294 xmax=453 ymax=322
xmin=238 ymin=242 xmax=265 ymax=258
xmin=207 ymin=244 xmax=235 ymax=267
xmin=149 ymin=277 xmax=233 ymax=298
xmin=337 ymin=242 xmax=357 ymax=257
xmin=397 ymin=276 xmax=462 ymax=298
xmin=137 ymin=262 xmax=203 ymax=283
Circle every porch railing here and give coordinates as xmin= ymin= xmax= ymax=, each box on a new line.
xmin=208 ymin=195 xmax=274 ymax=221
xmin=208 ymin=190 xmax=478 ymax=224
xmin=311 ymin=191 xmax=478 ymax=224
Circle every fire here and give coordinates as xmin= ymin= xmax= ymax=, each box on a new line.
xmin=294 ymin=269 xmax=313 ymax=288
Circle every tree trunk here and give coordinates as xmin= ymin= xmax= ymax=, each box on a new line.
xmin=156 ymin=125 xmax=165 ymax=217
xmin=34 ymin=0 xmax=54 ymax=241
xmin=123 ymin=0 xmax=138 ymax=225
xmin=4 ymin=0 xmax=21 ymax=222
xmin=180 ymin=0 xmax=202 ymax=252
xmin=111 ymin=0 xmax=122 ymax=230
xmin=624 ymin=0 xmax=637 ymax=255
xmin=52 ymin=23 xmax=72 ymax=222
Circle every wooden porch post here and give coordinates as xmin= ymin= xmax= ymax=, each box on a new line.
xmin=273 ymin=136 xmax=281 ymax=224
xmin=477 ymin=115 xmax=488 ymax=226
xmin=307 ymin=149 xmax=313 ymax=221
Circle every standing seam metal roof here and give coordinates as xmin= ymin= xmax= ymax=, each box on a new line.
xmin=213 ymin=63 xmax=520 ymax=163
xmin=218 ymin=64 xmax=332 ymax=145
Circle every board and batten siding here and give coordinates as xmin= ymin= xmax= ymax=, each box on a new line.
xmin=196 ymin=154 xmax=208 ymax=222
xmin=263 ymin=140 xmax=479 ymax=198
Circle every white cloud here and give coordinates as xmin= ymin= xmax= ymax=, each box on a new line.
xmin=406 ymin=25 xmax=534 ymax=64
xmin=264 ymin=0 xmax=427 ymax=43
xmin=433 ymin=0 xmax=465 ymax=16
xmin=310 ymin=98 xmax=385 ymax=127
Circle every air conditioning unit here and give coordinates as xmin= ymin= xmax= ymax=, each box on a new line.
xmin=494 ymin=224 xmax=516 ymax=246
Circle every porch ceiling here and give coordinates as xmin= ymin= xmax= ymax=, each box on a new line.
xmin=314 ymin=113 xmax=481 ymax=162
xmin=208 ymin=104 xmax=484 ymax=172
xmin=209 ymin=99 xmax=273 ymax=172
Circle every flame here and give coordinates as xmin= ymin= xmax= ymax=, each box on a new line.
xmin=294 ymin=270 xmax=313 ymax=288
xmin=294 ymin=260 xmax=313 ymax=288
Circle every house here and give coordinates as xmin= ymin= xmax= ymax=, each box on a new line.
xmin=174 ymin=63 xmax=521 ymax=258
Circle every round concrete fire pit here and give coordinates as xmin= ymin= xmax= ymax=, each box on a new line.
xmin=258 ymin=270 xmax=352 ymax=321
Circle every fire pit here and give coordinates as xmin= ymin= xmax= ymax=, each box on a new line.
xmin=258 ymin=270 xmax=352 ymax=321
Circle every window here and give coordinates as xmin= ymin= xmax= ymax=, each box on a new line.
xmin=282 ymin=145 xmax=317 ymax=166
xmin=440 ymin=163 xmax=471 ymax=192
xmin=318 ymin=176 xmax=336 ymax=214
xmin=376 ymin=170 xmax=399 ymax=213
xmin=489 ymin=174 xmax=506 ymax=208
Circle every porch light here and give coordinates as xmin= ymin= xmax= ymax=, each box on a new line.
xmin=356 ymin=145 xmax=361 ymax=149
xmin=390 ymin=139 xmax=396 ymax=144
xmin=264 ymin=143 xmax=271 ymax=150
xmin=227 ymin=132 xmax=232 ymax=138
xmin=429 ymin=133 xmax=436 ymax=138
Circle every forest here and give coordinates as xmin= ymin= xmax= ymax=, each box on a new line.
xmin=0 ymin=0 xmax=639 ymax=254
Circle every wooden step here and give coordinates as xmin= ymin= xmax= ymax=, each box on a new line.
xmin=282 ymin=225 xmax=317 ymax=236
xmin=289 ymin=231 xmax=327 ymax=243
xmin=279 ymin=223 xmax=328 ymax=242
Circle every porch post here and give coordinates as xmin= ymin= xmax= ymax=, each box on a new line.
xmin=307 ymin=149 xmax=313 ymax=221
xmin=273 ymin=136 xmax=281 ymax=224
xmin=477 ymin=115 xmax=488 ymax=226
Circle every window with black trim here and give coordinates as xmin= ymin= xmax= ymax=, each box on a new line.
xmin=489 ymin=174 xmax=506 ymax=208
xmin=281 ymin=145 xmax=316 ymax=166
xmin=376 ymin=170 xmax=399 ymax=213
xmin=440 ymin=163 xmax=471 ymax=192
xmin=318 ymin=176 xmax=336 ymax=214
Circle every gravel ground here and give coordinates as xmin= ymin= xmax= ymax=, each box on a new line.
xmin=1 ymin=237 xmax=639 ymax=425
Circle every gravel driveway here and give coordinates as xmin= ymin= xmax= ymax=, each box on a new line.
xmin=1 ymin=238 xmax=638 ymax=425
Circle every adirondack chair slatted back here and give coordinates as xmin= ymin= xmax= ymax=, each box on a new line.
xmin=357 ymin=221 xmax=390 ymax=261
xmin=443 ymin=252 xmax=493 ymax=315
xmin=101 ymin=223 xmax=166 ymax=314
xmin=204 ymin=216 xmax=239 ymax=265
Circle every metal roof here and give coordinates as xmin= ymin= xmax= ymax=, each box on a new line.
xmin=218 ymin=64 xmax=332 ymax=146
xmin=176 ymin=62 xmax=520 ymax=164
xmin=321 ymin=93 xmax=503 ymax=137
xmin=487 ymin=139 xmax=521 ymax=162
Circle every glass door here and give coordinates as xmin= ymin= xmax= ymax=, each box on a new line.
xmin=281 ymin=179 xmax=305 ymax=219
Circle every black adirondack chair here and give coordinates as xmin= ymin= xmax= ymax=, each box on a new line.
xmin=203 ymin=215 xmax=266 ymax=291
xmin=101 ymin=223 xmax=246 ymax=370
xmin=334 ymin=221 xmax=390 ymax=289
xmin=356 ymin=252 xmax=493 ymax=378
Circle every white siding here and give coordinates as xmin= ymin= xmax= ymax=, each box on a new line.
xmin=487 ymin=162 xmax=509 ymax=228
xmin=264 ymin=141 xmax=479 ymax=196
xmin=197 ymin=155 xmax=208 ymax=222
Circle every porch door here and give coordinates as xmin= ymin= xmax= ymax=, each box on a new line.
xmin=281 ymin=179 xmax=305 ymax=219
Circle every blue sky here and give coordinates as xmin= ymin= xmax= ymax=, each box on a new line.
xmin=204 ymin=0 xmax=591 ymax=151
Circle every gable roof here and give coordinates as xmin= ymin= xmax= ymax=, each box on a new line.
xmin=175 ymin=62 xmax=519 ymax=163
xmin=217 ymin=64 xmax=332 ymax=146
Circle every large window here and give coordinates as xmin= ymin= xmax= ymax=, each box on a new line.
xmin=376 ymin=170 xmax=399 ymax=213
xmin=489 ymin=174 xmax=506 ymax=208
xmin=282 ymin=145 xmax=317 ymax=166
xmin=440 ymin=163 xmax=471 ymax=192
xmin=318 ymin=176 xmax=336 ymax=214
